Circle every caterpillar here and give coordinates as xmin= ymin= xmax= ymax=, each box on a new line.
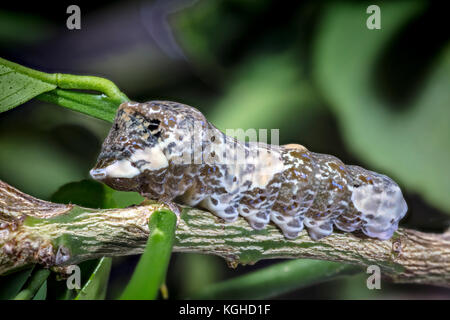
xmin=90 ymin=101 xmax=407 ymax=240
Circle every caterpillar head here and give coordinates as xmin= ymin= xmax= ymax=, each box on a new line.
xmin=89 ymin=101 xmax=207 ymax=193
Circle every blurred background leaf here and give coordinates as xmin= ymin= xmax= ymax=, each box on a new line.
xmin=51 ymin=179 xmax=117 ymax=208
xmin=14 ymin=268 xmax=50 ymax=300
xmin=190 ymin=260 xmax=360 ymax=300
xmin=32 ymin=280 xmax=47 ymax=300
xmin=0 ymin=11 xmax=55 ymax=47
xmin=209 ymin=53 xmax=318 ymax=132
xmin=313 ymin=1 xmax=450 ymax=214
xmin=0 ymin=267 xmax=34 ymax=299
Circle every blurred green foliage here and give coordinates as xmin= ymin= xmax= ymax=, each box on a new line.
xmin=14 ymin=268 xmax=50 ymax=300
xmin=191 ymin=259 xmax=360 ymax=299
xmin=0 ymin=267 xmax=34 ymax=299
xmin=0 ymin=11 xmax=54 ymax=47
xmin=32 ymin=279 xmax=47 ymax=300
xmin=314 ymin=1 xmax=450 ymax=213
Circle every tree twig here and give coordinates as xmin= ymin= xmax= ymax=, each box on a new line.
xmin=0 ymin=180 xmax=449 ymax=286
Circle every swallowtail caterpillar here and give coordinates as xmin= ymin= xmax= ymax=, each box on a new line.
xmin=90 ymin=101 xmax=407 ymax=240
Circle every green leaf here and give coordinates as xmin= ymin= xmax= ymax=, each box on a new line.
xmin=0 ymin=57 xmax=127 ymax=117
xmin=51 ymin=179 xmax=145 ymax=210
xmin=0 ymin=60 xmax=55 ymax=112
xmin=190 ymin=259 xmax=360 ymax=299
xmin=0 ymin=267 xmax=34 ymax=299
xmin=110 ymin=189 xmax=145 ymax=208
xmin=120 ymin=209 xmax=177 ymax=300
xmin=38 ymin=89 xmax=119 ymax=123
xmin=313 ymin=1 xmax=450 ymax=212
xmin=48 ymin=259 xmax=111 ymax=300
xmin=32 ymin=281 xmax=47 ymax=300
xmin=51 ymin=179 xmax=117 ymax=209
xmin=75 ymin=257 xmax=112 ymax=300
xmin=14 ymin=268 xmax=50 ymax=300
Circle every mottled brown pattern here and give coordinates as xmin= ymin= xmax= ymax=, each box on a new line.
xmin=91 ymin=101 xmax=407 ymax=240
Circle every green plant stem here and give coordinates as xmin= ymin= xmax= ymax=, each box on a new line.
xmin=1 ymin=173 xmax=449 ymax=288
xmin=120 ymin=209 xmax=177 ymax=300
xmin=0 ymin=57 xmax=128 ymax=108
xmin=190 ymin=259 xmax=361 ymax=299
xmin=54 ymin=73 xmax=128 ymax=104
xmin=13 ymin=268 xmax=50 ymax=300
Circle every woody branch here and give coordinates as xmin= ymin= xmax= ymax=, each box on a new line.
xmin=0 ymin=180 xmax=449 ymax=286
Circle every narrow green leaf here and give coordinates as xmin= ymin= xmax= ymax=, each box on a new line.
xmin=0 ymin=60 xmax=55 ymax=112
xmin=190 ymin=260 xmax=361 ymax=299
xmin=120 ymin=209 xmax=177 ymax=300
xmin=75 ymin=257 xmax=112 ymax=300
xmin=49 ymin=259 xmax=110 ymax=300
xmin=32 ymin=281 xmax=47 ymax=300
xmin=38 ymin=89 xmax=119 ymax=122
xmin=14 ymin=268 xmax=50 ymax=300
xmin=0 ymin=57 xmax=127 ymax=117
xmin=58 ymin=288 xmax=77 ymax=300
xmin=0 ymin=267 xmax=34 ymax=299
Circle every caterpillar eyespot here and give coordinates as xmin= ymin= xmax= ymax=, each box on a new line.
xmin=90 ymin=101 xmax=407 ymax=240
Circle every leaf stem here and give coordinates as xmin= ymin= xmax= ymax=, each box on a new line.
xmin=0 ymin=57 xmax=128 ymax=115
xmin=55 ymin=73 xmax=128 ymax=104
